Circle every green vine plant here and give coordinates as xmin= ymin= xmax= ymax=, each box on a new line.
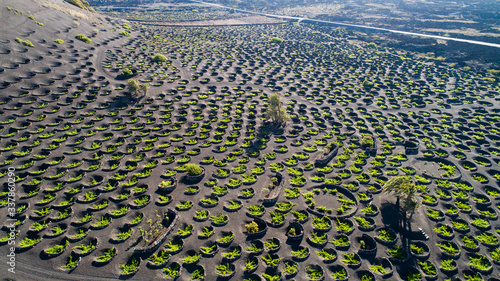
xmin=261 ymin=254 xmax=280 ymax=267
xmin=96 ymin=248 xmax=116 ymax=262
xmin=370 ymin=264 xmax=388 ymax=274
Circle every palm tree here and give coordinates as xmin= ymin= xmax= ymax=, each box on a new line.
xmin=402 ymin=197 xmax=420 ymax=231
xmin=383 ymin=176 xmax=421 ymax=230
xmin=382 ymin=176 xmax=407 ymax=209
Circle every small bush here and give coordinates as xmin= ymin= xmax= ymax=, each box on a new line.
xmin=54 ymin=39 xmax=64 ymax=44
xmin=363 ymin=80 xmax=374 ymax=88
xmin=245 ymin=221 xmax=259 ymax=233
xmin=15 ymin=38 xmax=34 ymax=47
xmin=75 ymin=34 xmax=92 ymax=44
xmin=121 ymin=68 xmax=133 ymax=76
xmin=152 ymin=53 xmax=167 ymax=63
xmin=122 ymin=23 xmax=131 ymax=29
xmin=126 ymin=79 xmax=148 ymax=98
xmin=361 ymin=136 xmax=374 ymax=148
xmin=185 ymin=163 xmax=203 ymax=176
xmin=269 ymin=37 xmax=283 ymax=44
xmin=119 ymin=30 xmax=131 ymax=37
xmin=7 ymin=7 xmax=21 ymax=14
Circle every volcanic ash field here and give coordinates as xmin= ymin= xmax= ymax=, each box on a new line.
xmin=0 ymin=0 xmax=500 ymax=280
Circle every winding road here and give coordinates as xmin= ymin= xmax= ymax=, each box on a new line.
xmin=192 ymin=0 xmax=500 ymax=49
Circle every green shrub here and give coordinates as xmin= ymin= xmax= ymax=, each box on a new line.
xmin=75 ymin=34 xmax=92 ymax=44
xmin=361 ymin=136 xmax=374 ymax=147
xmin=269 ymin=37 xmax=283 ymax=44
xmin=119 ymin=30 xmax=131 ymax=37
xmin=185 ymin=163 xmax=203 ymax=176
xmin=126 ymin=79 xmax=148 ymax=97
xmin=15 ymin=38 xmax=34 ymax=47
xmin=54 ymin=39 xmax=64 ymax=44
xmin=152 ymin=53 xmax=167 ymax=63
xmin=245 ymin=221 xmax=259 ymax=233
xmin=363 ymin=80 xmax=374 ymax=88
xmin=121 ymin=68 xmax=133 ymax=76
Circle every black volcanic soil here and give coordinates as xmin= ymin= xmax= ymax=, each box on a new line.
xmin=0 ymin=0 xmax=499 ymax=281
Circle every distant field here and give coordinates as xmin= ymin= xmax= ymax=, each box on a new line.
xmin=196 ymin=0 xmax=500 ymax=44
xmin=139 ymin=15 xmax=285 ymax=26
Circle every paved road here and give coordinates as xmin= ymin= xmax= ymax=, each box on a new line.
xmin=192 ymin=0 xmax=500 ymax=49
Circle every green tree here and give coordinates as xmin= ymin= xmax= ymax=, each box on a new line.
xmin=383 ymin=176 xmax=420 ymax=230
xmin=266 ymin=93 xmax=288 ymax=126
xmin=127 ymin=79 xmax=148 ymax=99
xmin=402 ymin=197 xmax=420 ymax=230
